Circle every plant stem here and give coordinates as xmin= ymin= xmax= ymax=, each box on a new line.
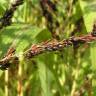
xmin=71 ymin=50 xmax=81 ymax=96
xmin=17 ymin=54 xmax=24 ymax=96
xmin=5 ymin=70 xmax=9 ymax=96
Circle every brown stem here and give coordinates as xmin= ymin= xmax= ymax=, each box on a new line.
xmin=40 ymin=0 xmax=59 ymax=39
xmin=0 ymin=32 xmax=96 ymax=70
xmin=0 ymin=0 xmax=24 ymax=30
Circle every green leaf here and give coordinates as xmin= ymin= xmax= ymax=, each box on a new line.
xmin=79 ymin=0 xmax=96 ymax=32
xmin=0 ymin=23 xmax=42 ymax=57
xmin=79 ymin=1 xmax=96 ymax=92
xmin=37 ymin=60 xmax=53 ymax=96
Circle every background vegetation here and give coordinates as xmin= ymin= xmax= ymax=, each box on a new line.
xmin=0 ymin=0 xmax=96 ymax=96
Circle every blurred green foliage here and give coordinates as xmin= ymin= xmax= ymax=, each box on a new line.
xmin=0 ymin=0 xmax=96 ymax=96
